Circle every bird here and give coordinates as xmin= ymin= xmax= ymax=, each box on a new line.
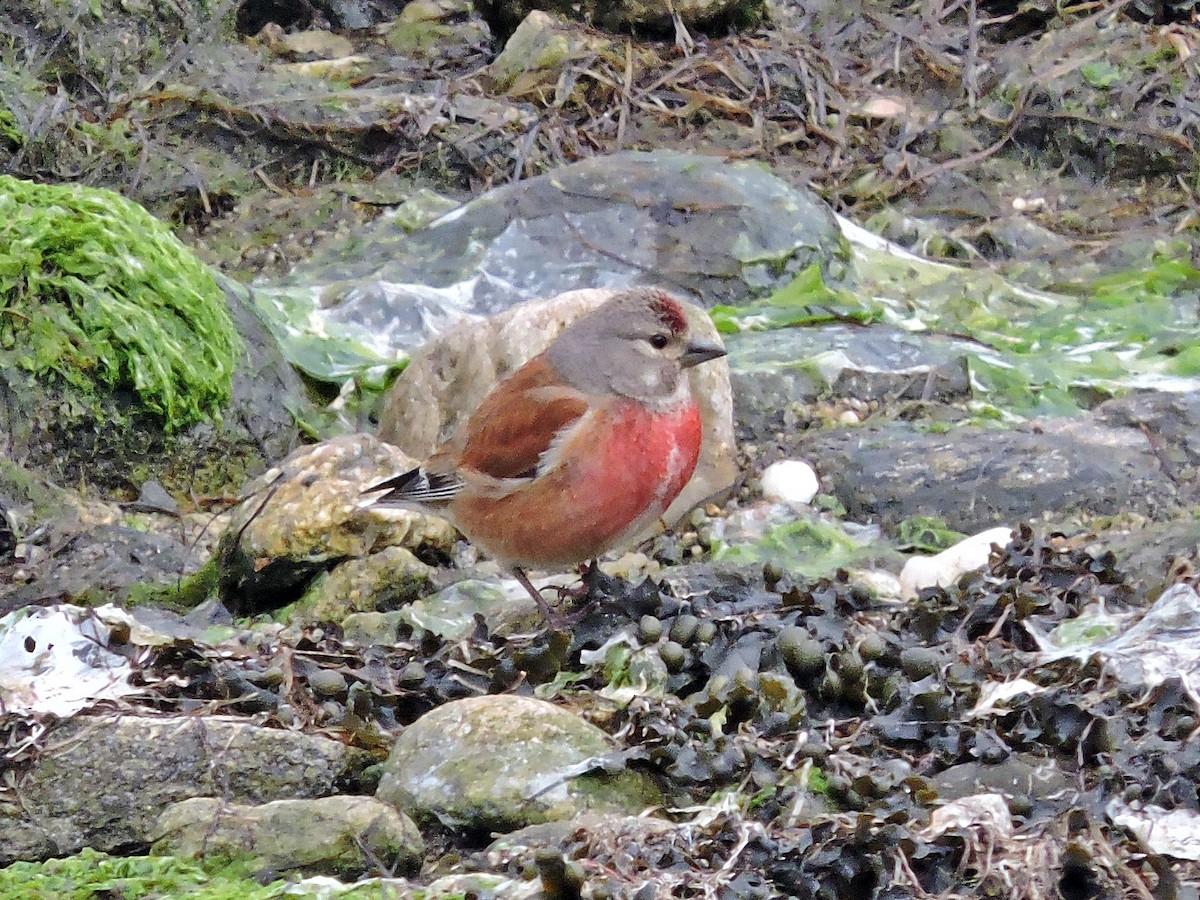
xmin=362 ymin=288 xmax=727 ymax=619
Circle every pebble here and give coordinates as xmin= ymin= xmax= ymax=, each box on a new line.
xmin=659 ymin=641 xmax=687 ymax=672
xmin=669 ymin=614 xmax=699 ymax=645
xmin=759 ymin=459 xmax=820 ymax=505
xmin=900 ymin=646 xmax=942 ymax=681
xmin=308 ymin=669 xmax=349 ymax=698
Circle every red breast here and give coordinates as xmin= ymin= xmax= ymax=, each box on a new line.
xmin=448 ymin=396 xmax=703 ymax=568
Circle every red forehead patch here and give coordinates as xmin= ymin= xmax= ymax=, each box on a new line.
xmin=649 ymin=291 xmax=688 ymax=335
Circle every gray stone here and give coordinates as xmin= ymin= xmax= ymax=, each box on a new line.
xmin=0 ymin=714 xmax=371 ymax=864
xmin=727 ymin=324 xmax=978 ymax=443
xmin=932 ymin=754 xmax=1079 ymax=819
xmin=376 ymin=695 xmax=661 ymax=831
xmin=277 ymin=150 xmax=847 ymax=355
xmin=798 ymin=415 xmax=1184 ymax=535
xmin=152 ymin=795 xmax=423 ymax=877
xmin=1097 ymin=391 xmax=1200 ymax=473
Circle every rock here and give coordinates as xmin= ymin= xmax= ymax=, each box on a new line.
xmin=484 ymin=11 xmax=614 ymax=93
xmin=272 ymin=28 xmax=355 ymax=60
xmin=379 ymin=289 xmax=736 ymax=527
xmin=340 ymin=609 xmax=409 ymax=645
xmin=0 ymin=715 xmax=370 ymax=864
xmin=727 ymin=324 xmax=976 ymax=444
xmin=488 ymin=812 xmax=674 ymax=853
xmin=477 ymin=0 xmax=765 ymax=37
xmin=276 ymin=150 xmax=847 ymax=357
xmin=932 ymin=754 xmax=1078 ymax=821
xmin=376 ymin=695 xmax=661 ymax=831
xmin=217 ymin=433 xmax=457 ymax=614
xmin=293 ymin=546 xmax=434 ymax=623
xmin=1096 ymin=391 xmax=1200 ymax=473
xmin=0 ymin=189 xmax=305 ymax=500
xmin=1088 ymin=516 xmax=1200 ymax=602
xmin=384 ymin=0 xmax=491 ymax=64
xmin=900 ymin=527 xmax=1014 ymax=600
xmin=759 ymin=459 xmax=819 ymax=505
xmin=152 ymin=795 xmax=423 ymax=877
xmin=2 ymin=523 xmax=210 ymax=610
xmin=307 ymin=668 xmax=349 ymax=698
xmin=125 ymin=480 xmax=180 ymax=515
xmin=339 ymin=578 xmax=546 ymax=643
xmin=798 ymin=415 xmax=1186 ymax=535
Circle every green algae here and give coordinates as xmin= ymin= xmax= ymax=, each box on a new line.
xmin=0 ymin=849 xmax=284 ymax=900
xmin=711 ymin=517 xmax=875 ymax=576
xmin=0 ymin=176 xmax=241 ymax=432
xmin=720 ymin=241 xmax=1200 ymax=416
xmin=896 ymin=517 xmax=967 ymax=553
xmin=710 ymin=263 xmax=882 ymax=335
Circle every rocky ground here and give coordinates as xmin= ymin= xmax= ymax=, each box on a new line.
xmin=4 ymin=0 xmax=1200 ymax=898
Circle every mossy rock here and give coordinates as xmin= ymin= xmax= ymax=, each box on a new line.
xmin=0 ymin=175 xmax=240 ymax=429
xmin=0 ymin=176 xmax=304 ymax=497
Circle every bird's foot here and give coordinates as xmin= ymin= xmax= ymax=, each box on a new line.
xmin=513 ymin=566 xmax=596 ymax=629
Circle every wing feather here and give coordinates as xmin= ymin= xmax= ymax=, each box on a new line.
xmin=363 ymin=467 xmax=464 ymax=506
xmin=453 ymin=356 xmax=590 ymax=481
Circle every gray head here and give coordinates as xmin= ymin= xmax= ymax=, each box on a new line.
xmin=545 ymin=289 xmax=726 ymax=404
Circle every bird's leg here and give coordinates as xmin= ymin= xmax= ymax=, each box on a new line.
xmin=513 ymin=566 xmax=567 ymax=625
xmin=513 ymin=566 xmax=593 ymax=628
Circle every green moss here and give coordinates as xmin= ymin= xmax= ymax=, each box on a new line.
xmin=0 ymin=849 xmax=286 ymax=900
xmin=0 ymin=108 xmax=21 ymax=148
xmin=125 ymin=558 xmax=221 ymax=611
xmin=0 ymin=175 xmax=241 ymax=432
xmin=895 ymin=517 xmax=966 ymax=553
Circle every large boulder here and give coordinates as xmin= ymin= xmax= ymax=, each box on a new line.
xmin=0 ymin=714 xmax=370 ymax=863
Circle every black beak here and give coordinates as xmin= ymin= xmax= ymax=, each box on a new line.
xmin=680 ymin=339 xmax=727 ymax=369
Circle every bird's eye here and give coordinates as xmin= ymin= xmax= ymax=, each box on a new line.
xmin=649 ymin=334 xmax=669 ymax=349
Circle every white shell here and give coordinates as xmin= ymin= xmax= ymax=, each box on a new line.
xmin=759 ymin=459 xmax=820 ymax=505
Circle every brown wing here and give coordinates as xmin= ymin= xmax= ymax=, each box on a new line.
xmin=448 ymin=354 xmax=591 ymax=481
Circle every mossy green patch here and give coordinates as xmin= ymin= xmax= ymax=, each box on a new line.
xmin=125 ymin=557 xmax=221 ymax=612
xmin=0 ymin=176 xmax=241 ymax=432
xmin=727 ymin=243 xmax=1200 ymax=416
xmin=711 ymin=517 xmax=874 ymax=577
xmin=710 ymin=263 xmax=883 ymax=335
xmin=0 ymin=108 xmax=21 ymax=148
xmin=0 ymin=849 xmax=285 ymax=900
xmin=896 ymin=517 xmax=967 ymax=553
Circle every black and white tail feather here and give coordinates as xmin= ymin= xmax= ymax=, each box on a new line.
xmin=362 ymin=467 xmax=463 ymax=508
